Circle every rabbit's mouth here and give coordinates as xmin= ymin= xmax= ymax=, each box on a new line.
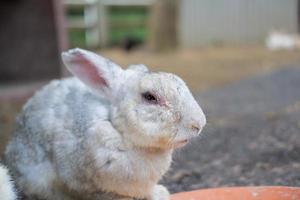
xmin=172 ymin=139 xmax=189 ymax=148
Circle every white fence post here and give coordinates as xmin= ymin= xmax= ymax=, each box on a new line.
xmin=64 ymin=0 xmax=100 ymax=48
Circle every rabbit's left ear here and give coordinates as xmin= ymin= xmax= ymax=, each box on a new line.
xmin=62 ymin=48 xmax=124 ymax=99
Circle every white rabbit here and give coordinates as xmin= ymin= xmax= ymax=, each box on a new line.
xmin=4 ymin=48 xmax=206 ymax=200
xmin=0 ymin=164 xmax=16 ymax=200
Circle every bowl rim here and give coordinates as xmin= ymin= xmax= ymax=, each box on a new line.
xmin=171 ymin=186 xmax=300 ymax=199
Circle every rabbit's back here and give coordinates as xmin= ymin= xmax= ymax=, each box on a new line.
xmin=8 ymin=77 xmax=110 ymax=149
xmin=5 ymin=77 xmax=110 ymax=198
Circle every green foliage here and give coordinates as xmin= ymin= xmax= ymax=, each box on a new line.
xmin=66 ymin=5 xmax=149 ymax=47
xmin=68 ymin=30 xmax=86 ymax=48
xmin=109 ymin=6 xmax=149 ymax=45
xmin=66 ymin=7 xmax=84 ymax=17
xmin=66 ymin=6 xmax=86 ymax=47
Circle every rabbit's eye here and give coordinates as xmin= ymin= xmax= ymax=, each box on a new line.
xmin=142 ymin=92 xmax=158 ymax=104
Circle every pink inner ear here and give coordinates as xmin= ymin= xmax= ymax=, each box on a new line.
xmin=71 ymin=54 xmax=108 ymax=88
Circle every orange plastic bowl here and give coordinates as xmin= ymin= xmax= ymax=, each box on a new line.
xmin=171 ymin=186 xmax=300 ymax=200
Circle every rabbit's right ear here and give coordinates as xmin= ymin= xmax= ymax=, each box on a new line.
xmin=62 ymin=48 xmax=124 ymax=99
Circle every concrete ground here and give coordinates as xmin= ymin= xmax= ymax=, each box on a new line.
xmin=162 ymin=66 xmax=300 ymax=193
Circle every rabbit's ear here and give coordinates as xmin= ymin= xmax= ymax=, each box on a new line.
xmin=62 ymin=48 xmax=124 ymax=98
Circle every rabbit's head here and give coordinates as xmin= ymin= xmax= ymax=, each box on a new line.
xmin=62 ymin=48 xmax=206 ymax=150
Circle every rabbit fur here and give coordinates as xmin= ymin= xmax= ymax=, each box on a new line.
xmin=0 ymin=164 xmax=16 ymax=200
xmin=4 ymin=48 xmax=206 ymax=200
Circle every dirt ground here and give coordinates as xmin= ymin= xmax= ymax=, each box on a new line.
xmin=162 ymin=66 xmax=300 ymax=192
xmin=100 ymin=46 xmax=300 ymax=92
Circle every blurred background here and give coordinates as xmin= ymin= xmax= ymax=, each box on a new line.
xmin=0 ymin=0 xmax=300 ymax=193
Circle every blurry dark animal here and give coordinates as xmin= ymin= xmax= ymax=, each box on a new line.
xmin=122 ymin=36 xmax=142 ymax=52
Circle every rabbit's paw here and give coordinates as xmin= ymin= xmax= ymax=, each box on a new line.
xmin=148 ymin=185 xmax=170 ymax=200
